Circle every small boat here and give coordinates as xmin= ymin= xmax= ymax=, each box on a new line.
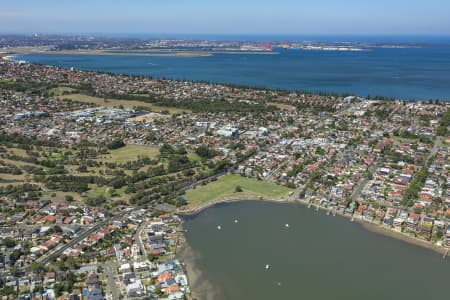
xmin=234 ymin=219 xmax=239 ymax=223
xmin=285 ymin=224 xmax=290 ymax=228
xmin=265 ymin=264 xmax=270 ymax=269
xmin=217 ymin=225 xmax=222 ymax=230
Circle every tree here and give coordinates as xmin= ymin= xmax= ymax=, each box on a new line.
xmin=1 ymin=286 xmax=15 ymax=296
xmin=435 ymin=228 xmax=444 ymax=239
xmin=159 ymin=143 xmax=175 ymax=155
xmin=235 ymin=185 xmax=243 ymax=192
xmin=2 ymin=237 xmax=16 ymax=248
xmin=66 ymin=271 xmax=76 ymax=293
xmin=10 ymin=266 xmax=21 ymax=277
xmin=54 ymin=225 xmax=63 ymax=233
xmin=315 ymin=146 xmax=326 ymax=156
xmin=29 ymin=261 xmax=46 ymax=273
xmin=195 ymin=145 xmax=220 ymax=159
xmin=65 ymin=195 xmax=74 ymax=202
xmin=401 ymin=166 xmax=428 ymax=206
xmin=54 ymin=283 xmax=63 ymax=297
xmin=107 ymin=139 xmax=125 ymax=150
xmin=437 ymin=108 xmax=449 ymax=136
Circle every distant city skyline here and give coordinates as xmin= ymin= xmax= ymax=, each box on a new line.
xmin=1 ymin=0 xmax=450 ymax=36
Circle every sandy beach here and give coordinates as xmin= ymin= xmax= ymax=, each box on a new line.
xmin=0 ymin=54 xmax=15 ymax=61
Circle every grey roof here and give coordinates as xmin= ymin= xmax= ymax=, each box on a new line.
xmin=87 ymin=287 xmax=104 ymax=300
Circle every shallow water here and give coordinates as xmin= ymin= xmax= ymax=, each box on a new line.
xmin=183 ymin=201 xmax=449 ymax=300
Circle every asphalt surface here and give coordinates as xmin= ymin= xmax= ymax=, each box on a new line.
xmin=29 ymin=171 xmax=228 ymax=269
xmin=103 ymin=262 xmax=120 ymax=300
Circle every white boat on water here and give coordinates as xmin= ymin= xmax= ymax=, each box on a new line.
xmin=285 ymin=224 xmax=289 ymax=228
xmin=217 ymin=225 xmax=222 ymax=230
xmin=265 ymin=264 xmax=270 ymax=269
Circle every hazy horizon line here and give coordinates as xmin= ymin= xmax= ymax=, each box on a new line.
xmin=2 ymin=32 xmax=450 ymax=36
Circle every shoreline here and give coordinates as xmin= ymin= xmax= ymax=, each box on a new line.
xmin=176 ymin=196 xmax=448 ymax=299
xmin=178 ymin=194 xmax=292 ymax=216
xmin=3 ymin=50 xmax=448 ymax=102
xmin=1 ymin=48 xmax=280 ymax=59
xmin=176 ymin=230 xmax=223 ymax=300
xmin=5 ymin=49 xmax=213 ymax=58
xmin=177 ymin=195 xmax=448 ymax=254
xmin=1 ymin=54 xmax=16 ymax=61
xmin=177 ymin=195 xmax=292 ymax=299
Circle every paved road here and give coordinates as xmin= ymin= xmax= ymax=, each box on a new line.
xmin=428 ymin=136 xmax=442 ymax=159
xmin=351 ymin=162 xmax=380 ymax=202
xmin=265 ymin=156 xmax=288 ymax=181
xmin=135 ymin=222 xmax=147 ymax=259
xmin=27 ymin=171 xmax=228 ymax=270
xmin=350 ymin=134 xmax=442 ymax=204
xmin=38 ymin=219 xmax=110 ymax=265
xmin=103 ymin=262 xmax=120 ymax=300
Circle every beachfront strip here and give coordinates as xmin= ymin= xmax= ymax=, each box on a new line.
xmin=0 ymin=58 xmax=449 ymax=299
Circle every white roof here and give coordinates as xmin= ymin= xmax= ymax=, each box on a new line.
xmin=133 ymin=261 xmax=148 ymax=268
xmin=119 ymin=263 xmax=131 ymax=271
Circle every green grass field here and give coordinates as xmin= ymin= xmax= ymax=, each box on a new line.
xmin=99 ymin=144 xmax=160 ymax=163
xmin=91 ymin=185 xmax=127 ymax=196
xmin=49 ymin=86 xmax=76 ymax=96
xmin=185 ymin=174 xmax=293 ymax=207
xmin=187 ymin=152 xmax=202 ymax=161
xmin=59 ymin=93 xmax=187 ymax=114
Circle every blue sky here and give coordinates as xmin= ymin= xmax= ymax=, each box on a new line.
xmin=1 ymin=0 xmax=450 ymax=35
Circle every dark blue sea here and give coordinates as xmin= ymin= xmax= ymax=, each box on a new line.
xmin=17 ymin=45 xmax=450 ymax=101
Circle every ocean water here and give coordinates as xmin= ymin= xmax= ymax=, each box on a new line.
xmin=18 ymin=46 xmax=450 ymax=100
xmin=183 ymin=201 xmax=450 ymax=300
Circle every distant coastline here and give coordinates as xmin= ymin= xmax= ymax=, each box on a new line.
xmin=9 ymin=47 xmax=450 ymax=101
xmin=1 ymin=47 xmax=281 ymax=58
xmin=3 ymin=48 xmax=213 ymax=58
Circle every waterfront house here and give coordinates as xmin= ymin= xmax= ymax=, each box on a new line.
xmin=406 ymin=213 xmax=420 ymax=231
